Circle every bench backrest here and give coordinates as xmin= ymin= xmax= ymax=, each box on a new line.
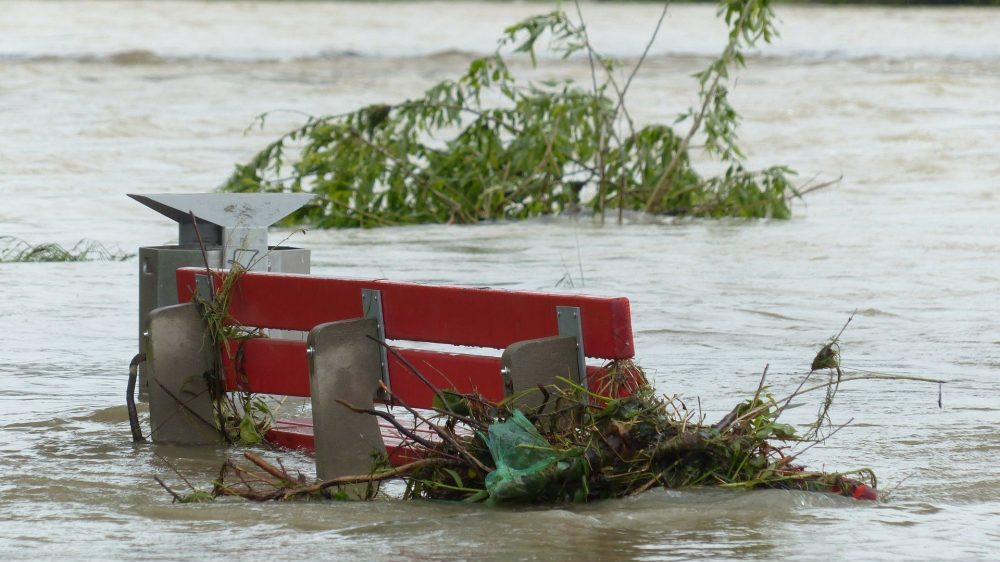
xmin=176 ymin=267 xmax=635 ymax=408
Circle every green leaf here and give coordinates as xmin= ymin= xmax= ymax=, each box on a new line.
xmin=443 ymin=468 xmax=464 ymax=489
xmin=431 ymin=391 xmax=471 ymax=416
xmin=770 ymin=423 xmax=798 ymax=439
xmin=239 ymin=414 xmax=263 ymax=445
xmin=179 ymin=490 xmax=215 ymax=504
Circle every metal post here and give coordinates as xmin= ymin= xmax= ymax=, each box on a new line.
xmin=361 ymin=288 xmax=391 ymax=395
xmin=556 ymin=306 xmax=588 ymax=387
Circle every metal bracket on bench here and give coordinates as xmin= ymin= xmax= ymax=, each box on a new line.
xmin=556 ymin=306 xmax=587 ymax=386
xmin=361 ymin=288 xmax=391 ymax=396
xmin=195 ymin=273 xmax=214 ymax=302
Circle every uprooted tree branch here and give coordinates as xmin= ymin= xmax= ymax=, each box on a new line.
xmin=222 ymin=0 xmax=829 ymax=228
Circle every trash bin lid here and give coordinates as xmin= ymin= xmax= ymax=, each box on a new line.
xmin=128 ymin=193 xmax=314 ymax=228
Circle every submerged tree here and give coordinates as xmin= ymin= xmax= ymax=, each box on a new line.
xmin=222 ymin=0 xmax=802 ymax=227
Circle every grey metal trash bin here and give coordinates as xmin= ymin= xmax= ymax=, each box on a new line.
xmin=130 ymin=192 xmax=314 ymax=398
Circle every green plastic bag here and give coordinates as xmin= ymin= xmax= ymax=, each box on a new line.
xmin=482 ymin=410 xmax=562 ymax=502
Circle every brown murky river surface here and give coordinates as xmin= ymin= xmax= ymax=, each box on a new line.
xmin=1 ymin=2 xmax=998 ymax=560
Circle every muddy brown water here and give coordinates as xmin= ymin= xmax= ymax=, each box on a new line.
xmin=1 ymin=2 xmax=998 ymax=560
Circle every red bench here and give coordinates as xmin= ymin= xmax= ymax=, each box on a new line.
xmin=144 ymin=267 xmax=638 ymax=484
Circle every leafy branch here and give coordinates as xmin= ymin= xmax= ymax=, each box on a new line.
xmin=222 ymin=1 xmax=809 ymax=227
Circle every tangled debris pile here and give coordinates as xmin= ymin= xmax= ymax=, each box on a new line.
xmin=394 ymin=369 xmax=882 ymax=504
xmin=152 ymin=325 xmax=950 ymax=506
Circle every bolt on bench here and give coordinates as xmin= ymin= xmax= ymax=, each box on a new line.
xmin=143 ymin=266 xmax=639 ymax=483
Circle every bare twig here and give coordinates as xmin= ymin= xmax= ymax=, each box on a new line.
xmin=377 ymin=381 xmax=492 ymax=475
xmin=153 ymin=476 xmax=185 ymax=503
xmin=299 ymin=458 xmax=463 ymax=497
xmin=189 ymin=211 xmax=213 ymax=276
xmin=645 ymin=1 xmax=753 ymax=213
xmin=750 ymin=364 xmax=770 ymax=410
xmin=335 ymin=399 xmax=440 ymax=450
xmin=833 ymin=310 xmax=856 ymax=344
xmin=572 ymin=0 xmax=609 ymax=224
xmin=796 ymin=174 xmax=842 ymax=197
xmin=149 ymin=379 xmax=218 ymax=435
xmin=155 ymin=454 xmax=197 ymax=491
xmin=618 ymin=2 xmax=671 ymax=132
xmin=720 ymin=373 xmax=945 ymax=434
xmin=789 ymin=417 xmax=854 ymax=461
xmin=368 ymin=337 xmax=487 ymax=430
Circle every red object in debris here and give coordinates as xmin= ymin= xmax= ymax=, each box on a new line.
xmin=831 ymin=481 xmax=878 ymax=501
xmin=851 ymin=483 xmax=879 ymax=501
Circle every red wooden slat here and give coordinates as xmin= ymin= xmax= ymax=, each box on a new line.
xmin=266 ymin=421 xmax=427 ymax=466
xmin=218 ymin=338 xmax=614 ymax=407
xmin=221 ymin=338 xmax=310 ymax=396
xmin=384 ymin=348 xmax=505 ymax=407
xmin=266 ymin=421 xmax=314 ymax=451
xmin=177 ymin=268 xmax=634 ymax=359
xmin=219 ymin=338 xmax=506 ymax=407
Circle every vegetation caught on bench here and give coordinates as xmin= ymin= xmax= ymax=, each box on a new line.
xmin=221 ymin=0 xmax=829 ymax=227
xmin=158 ymin=320 xmax=943 ymax=505
xmin=190 ymin=263 xmax=281 ymax=447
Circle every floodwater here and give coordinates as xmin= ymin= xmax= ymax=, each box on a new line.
xmin=1 ymin=1 xmax=998 ymax=560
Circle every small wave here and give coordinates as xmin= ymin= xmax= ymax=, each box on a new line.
xmin=636 ymin=327 xmax=723 ymax=337
xmin=423 ymin=48 xmax=480 ymax=61
xmin=105 ymin=49 xmax=161 ymax=65
xmin=584 ymin=488 xmax=860 ymax=527
xmin=855 ymin=308 xmax=900 ymax=318
xmin=0 ymin=51 xmax=194 ymax=65
xmin=314 ymin=49 xmax=364 ymax=60
xmin=3 ymin=47 xmax=999 ymax=69
xmin=0 ymin=49 xmax=376 ymax=66
xmin=71 ymin=405 xmax=133 ymax=424
xmin=735 ymin=308 xmax=804 ymax=322
xmin=2 ymin=418 xmax=71 ymax=430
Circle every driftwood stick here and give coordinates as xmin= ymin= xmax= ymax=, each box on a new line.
xmin=212 ymin=456 xmax=464 ymax=502
xmin=631 ymin=471 xmax=665 ymax=496
xmin=367 ymin=337 xmax=486 ymax=430
xmin=291 ymin=458 xmax=463 ymax=497
xmin=153 ymin=475 xmax=184 ymax=502
xmin=211 ymin=461 xmax=233 ymax=496
xmin=335 ymin=399 xmax=439 ymax=450
xmin=155 ymin=453 xmax=197 ymax=491
xmin=378 ymin=381 xmax=492 ymax=475
xmin=229 ymin=465 xmax=287 ymax=490
xmin=750 ymin=364 xmax=770 ymax=411
xmin=366 ymin=336 xmax=444 ymax=399
xmin=244 ymin=451 xmax=293 ymax=483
